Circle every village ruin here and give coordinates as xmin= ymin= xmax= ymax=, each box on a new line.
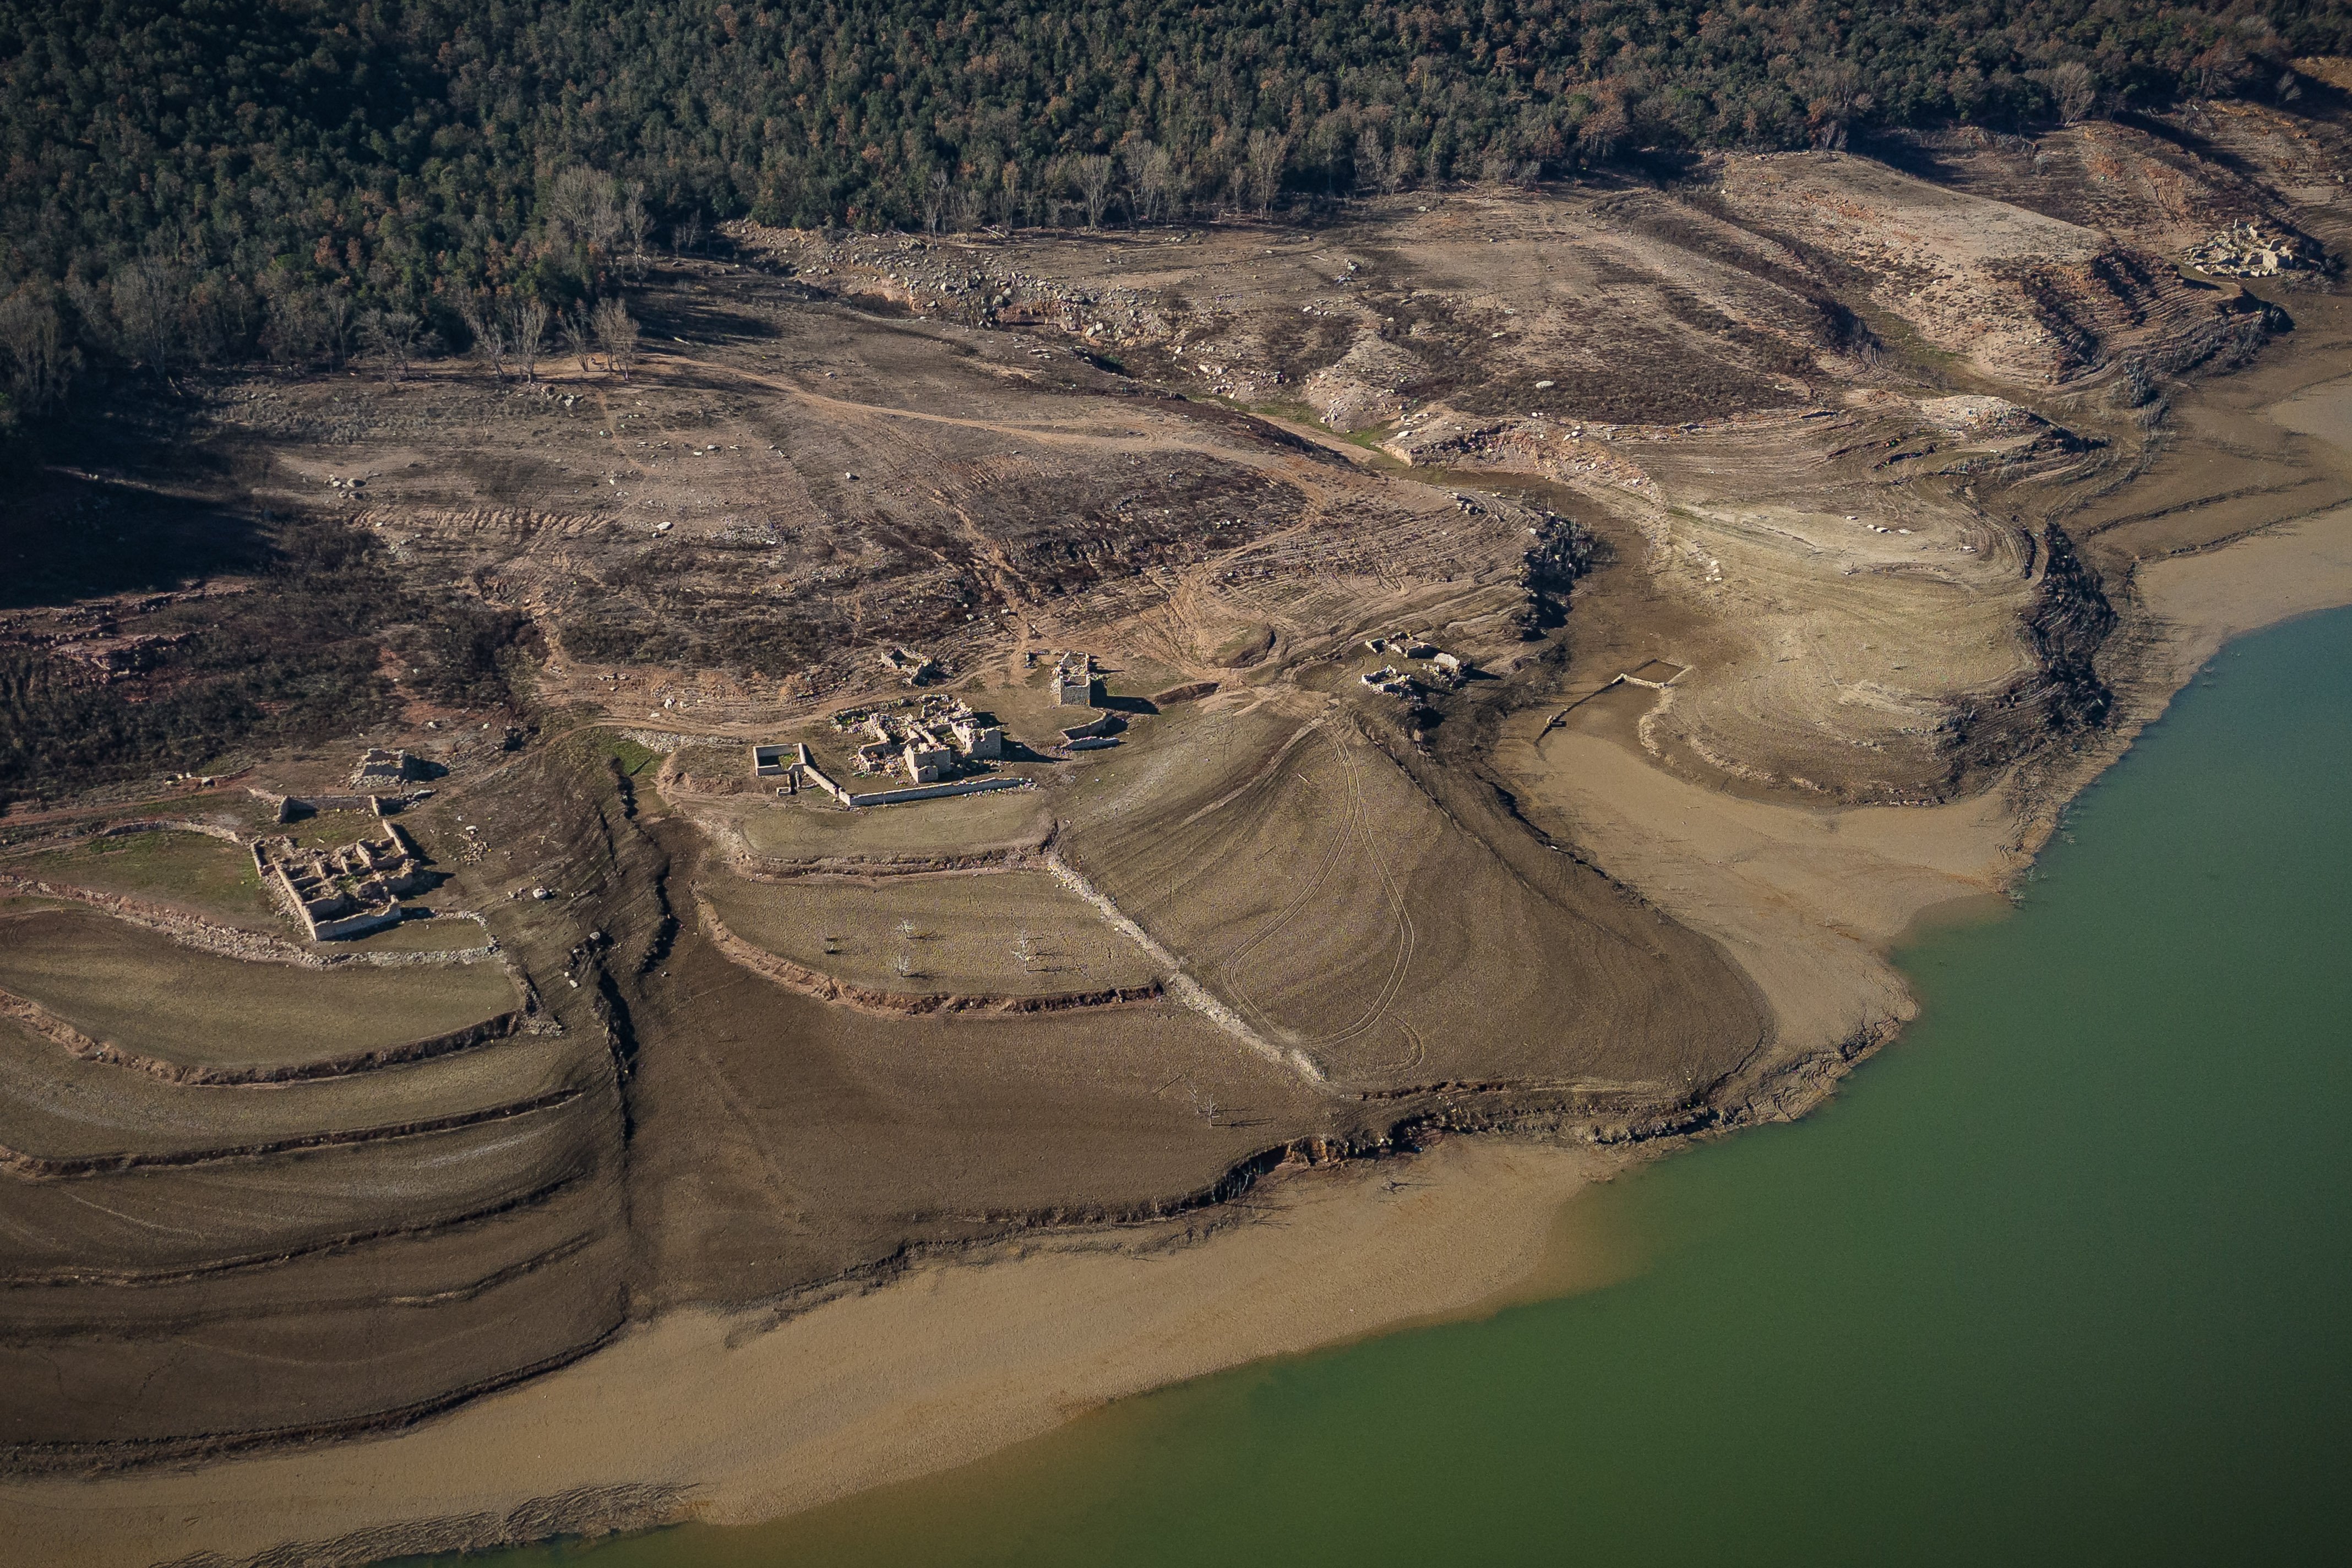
xmin=1361 ymin=631 xmax=1474 ymax=698
xmin=254 ymin=820 xmax=432 ymax=940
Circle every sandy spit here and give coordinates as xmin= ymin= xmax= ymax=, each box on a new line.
xmin=0 ymin=1137 xmax=1610 ymax=1567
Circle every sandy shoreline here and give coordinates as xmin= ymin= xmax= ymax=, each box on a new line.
xmin=0 ymin=1137 xmax=1615 ymax=1567
xmin=8 ymin=325 xmax=2352 ymax=1568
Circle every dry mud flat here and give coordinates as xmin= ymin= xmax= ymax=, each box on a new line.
xmin=8 ymin=94 xmax=2352 ymax=1565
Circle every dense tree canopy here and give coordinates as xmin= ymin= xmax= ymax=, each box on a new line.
xmin=0 ymin=0 xmax=2343 ymax=411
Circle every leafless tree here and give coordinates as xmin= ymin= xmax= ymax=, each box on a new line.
xmin=1384 ymin=141 xmax=1418 ymax=194
xmin=590 ymin=296 xmax=639 ymax=380
xmin=1795 ymin=62 xmax=1868 ymax=149
xmin=622 ymin=182 xmax=654 ymax=279
xmin=672 ymin=211 xmax=704 ymax=258
xmin=1073 ymin=154 xmax=1115 ymax=230
xmin=948 ymin=184 xmax=984 ymax=232
xmin=1578 ymin=85 xmax=1641 ymax=164
xmin=1124 ymin=140 xmax=1177 ymax=222
xmin=510 ymin=298 xmax=549 ymax=382
xmin=1355 ymin=128 xmax=1386 ymax=197
xmin=560 ymin=308 xmax=593 ymax=374
xmin=1245 ymin=129 xmax=1289 ymax=217
xmin=545 ymin=166 xmax=624 ymax=264
xmin=360 ymin=309 xmax=421 ymax=383
xmin=0 ymin=285 xmax=70 ymax=415
xmin=111 ymin=258 xmax=182 ymax=379
xmin=321 ymin=287 xmax=355 ymax=366
xmin=2051 ymin=61 xmax=2098 ymax=124
xmin=1001 ymin=159 xmax=1030 ymax=230
xmin=922 ymin=168 xmax=949 ymax=235
xmin=459 ymin=295 xmax=508 ymax=378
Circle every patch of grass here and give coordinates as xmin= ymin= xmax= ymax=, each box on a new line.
xmin=9 ymin=830 xmax=271 ymax=921
xmin=606 ymin=737 xmax=663 ymax=778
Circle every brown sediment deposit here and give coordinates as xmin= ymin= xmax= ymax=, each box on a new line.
xmin=8 ymin=104 xmax=2352 ymax=1565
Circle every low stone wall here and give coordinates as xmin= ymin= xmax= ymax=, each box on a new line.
xmin=0 ymin=875 xmax=503 ymax=970
xmin=247 ymin=787 xmax=398 ymax=823
xmin=844 ymin=776 xmax=1030 ymax=808
xmin=93 ymin=819 xmax=248 ymax=846
xmin=310 ymin=903 xmax=406 ymax=941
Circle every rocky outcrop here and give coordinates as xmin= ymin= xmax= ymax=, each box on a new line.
xmin=1938 ymin=524 xmax=2116 ymax=790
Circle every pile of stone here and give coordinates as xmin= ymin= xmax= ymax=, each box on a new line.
xmin=2184 ymin=221 xmax=2322 ymax=278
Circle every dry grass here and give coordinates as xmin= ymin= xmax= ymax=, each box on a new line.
xmin=7 ymin=830 xmax=275 ymax=925
xmin=704 ymin=868 xmax=1157 ymax=997
xmin=0 ymin=906 xmax=518 ymax=1070
xmin=728 ymin=786 xmax=1054 ymax=862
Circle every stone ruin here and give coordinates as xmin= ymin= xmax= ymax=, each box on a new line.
xmin=878 ymin=645 xmax=941 ymax=686
xmin=2184 ymin=221 xmax=2323 ymax=279
xmin=1053 ymin=651 xmax=1096 ymax=706
xmin=842 ymin=695 xmax=1005 ymax=783
xmin=351 ymin=747 xmax=423 ymax=791
xmin=1362 ymin=631 xmax=1473 ymax=692
xmin=255 ymin=821 xmax=431 ymax=940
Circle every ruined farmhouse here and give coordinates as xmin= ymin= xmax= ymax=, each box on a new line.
xmin=255 ymin=822 xmax=431 ymax=940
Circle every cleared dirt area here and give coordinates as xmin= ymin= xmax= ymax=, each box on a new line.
xmin=703 ymin=868 xmax=1158 ymax=998
xmin=0 ymin=905 xmax=518 ymax=1070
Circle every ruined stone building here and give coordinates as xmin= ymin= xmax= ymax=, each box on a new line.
xmin=255 ymin=823 xmax=430 ymax=940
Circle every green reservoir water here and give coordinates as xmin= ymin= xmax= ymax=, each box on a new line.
xmin=445 ymin=606 xmax=2352 ymax=1567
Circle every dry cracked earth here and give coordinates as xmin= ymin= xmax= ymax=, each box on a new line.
xmin=4 ymin=94 xmax=2351 ymax=1468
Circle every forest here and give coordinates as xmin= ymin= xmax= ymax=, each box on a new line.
xmin=1 ymin=0 xmax=2345 ymax=419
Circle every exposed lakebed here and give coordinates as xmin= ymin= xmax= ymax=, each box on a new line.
xmin=431 ymin=604 xmax=2352 ymax=1565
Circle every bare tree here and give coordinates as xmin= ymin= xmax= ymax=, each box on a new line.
xmin=510 ymin=298 xmax=549 ymax=383
xmin=1245 ymin=130 xmax=1289 ymax=217
xmin=1795 ymin=62 xmax=1866 ymax=149
xmin=459 ymin=295 xmax=508 ymax=379
xmin=545 ymin=166 xmax=624 ymax=265
xmin=999 ymin=159 xmax=1024 ymax=231
xmin=1124 ymin=140 xmax=1176 ymax=222
xmin=922 ymin=168 xmax=948 ymax=235
xmin=360 ymin=309 xmax=421 ymax=383
xmin=111 ymin=258 xmax=183 ymax=379
xmin=1384 ymin=140 xmax=1418 ymax=194
xmin=948 ymin=184 xmax=984 ymax=232
xmin=2051 ymin=61 xmax=2098 ymax=124
xmin=561 ymin=308 xmax=593 ymax=375
xmin=672 ymin=211 xmax=704 ymax=258
xmin=321 ymin=287 xmax=355 ymax=366
xmin=1355 ymin=128 xmax=1386 ymax=198
xmin=622 ymin=182 xmax=653 ymax=279
xmin=0 ymin=285 xmax=71 ymax=415
xmin=590 ymin=296 xmax=639 ymax=380
xmin=1073 ymin=154 xmax=1115 ymax=230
